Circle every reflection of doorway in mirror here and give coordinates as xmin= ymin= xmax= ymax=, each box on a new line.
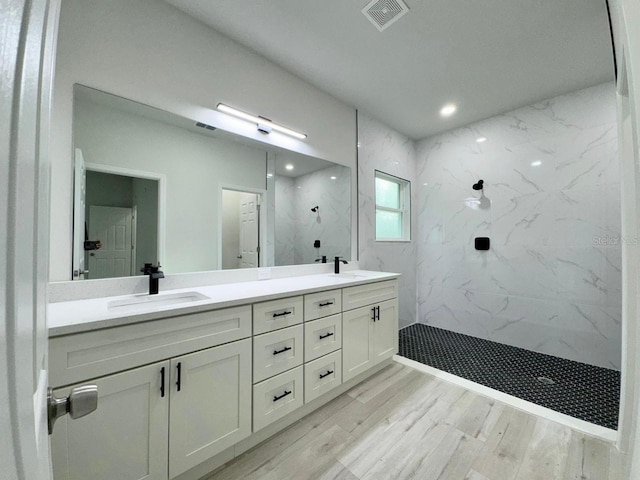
xmin=88 ymin=206 xmax=133 ymax=279
xmin=82 ymin=167 xmax=161 ymax=279
xmin=222 ymin=189 xmax=260 ymax=269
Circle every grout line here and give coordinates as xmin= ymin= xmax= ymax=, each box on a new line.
xmin=393 ymin=355 xmax=619 ymax=443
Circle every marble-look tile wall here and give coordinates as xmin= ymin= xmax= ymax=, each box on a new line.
xmin=358 ymin=112 xmax=417 ymax=328
xmin=274 ymin=165 xmax=351 ymax=265
xmin=415 ymin=82 xmax=621 ymax=369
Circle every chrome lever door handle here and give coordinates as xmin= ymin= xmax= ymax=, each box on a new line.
xmin=48 ymin=384 xmax=98 ymax=434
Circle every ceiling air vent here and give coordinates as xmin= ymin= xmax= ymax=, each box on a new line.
xmin=195 ymin=122 xmax=217 ymax=131
xmin=362 ymin=0 xmax=409 ymax=32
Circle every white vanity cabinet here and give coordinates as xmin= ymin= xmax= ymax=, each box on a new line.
xmin=51 ymin=339 xmax=252 ymax=480
xmin=168 ymin=339 xmax=251 ymax=478
xmin=49 ymin=273 xmax=400 ymax=480
xmin=51 ymin=361 xmax=170 ymax=480
xmin=342 ymin=281 xmax=399 ymax=382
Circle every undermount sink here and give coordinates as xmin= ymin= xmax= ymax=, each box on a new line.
xmin=328 ymin=273 xmax=367 ymax=279
xmin=108 ymin=291 xmax=210 ymax=313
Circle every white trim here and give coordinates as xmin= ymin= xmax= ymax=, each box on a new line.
xmin=84 ymin=162 xmax=166 ymax=270
xmin=394 ymin=355 xmax=618 ymax=443
xmin=217 ymin=184 xmax=267 ymax=269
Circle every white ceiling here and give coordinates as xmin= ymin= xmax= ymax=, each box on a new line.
xmin=164 ymin=0 xmax=615 ymax=140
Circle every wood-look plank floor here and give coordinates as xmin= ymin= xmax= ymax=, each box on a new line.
xmin=203 ymin=363 xmax=624 ymax=480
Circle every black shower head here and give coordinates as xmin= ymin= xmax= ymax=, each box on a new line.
xmin=472 ymin=180 xmax=484 ymax=191
xmin=311 ymin=206 xmax=319 ymax=213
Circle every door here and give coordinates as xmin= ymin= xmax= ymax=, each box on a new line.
xmin=51 ymin=362 xmax=169 ymax=480
xmin=87 ymin=206 xmax=133 ymax=279
xmin=239 ymin=193 xmax=259 ymax=268
xmin=1 ymin=1 xmax=60 ymax=479
xmin=72 ymin=149 xmax=87 ymax=280
xmin=169 ymin=339 xmax=252 ymax=479
xmin=342 ymin=305 xmax=375 ymax=382
xmin=374 ymin=299 xmax=399 ymax=363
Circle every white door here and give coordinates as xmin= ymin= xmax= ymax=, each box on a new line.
xmin=239 ymin=193 xmax=259 ymax=268
xmin=342 ymin=305 xmax=375 ymax=382
xmin=1 ymin=1 xmax=60 ymax=479
xmin=88 ymin=206 xmax=133 ymax=279
xmin=72 ymin=149 xmax=87 ymax=280
xmin=169 ymin=339 xmax=252 ymax=479
xmin=374 ymin=299 xmax=399 ymax=363
xmin=51 ymin=362 xmax=169 ymax=480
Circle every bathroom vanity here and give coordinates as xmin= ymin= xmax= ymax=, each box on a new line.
xmin=48 ymin=270 xmax=399 ymax=480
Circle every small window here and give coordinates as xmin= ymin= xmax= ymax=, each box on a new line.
xmin=375 ymin=171 xmax=410 ymax=241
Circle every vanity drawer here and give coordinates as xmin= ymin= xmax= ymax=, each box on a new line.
xmin=342 ymin=280 xmax=398 ymax=311
xmin=253 ymin=366 xmax=304 ymax=432
xmin=304 ymin=289 xmax=342 ymax=321
xmin=253 ymin=296 xmax=304 ymax=335
xmin=304 ymin=350 xmax=342 ymax=403
xmin=304 ymin=314 xmax=342 ymax=362
xmin=253 ymin=325 xmax=304 ymax=383
xmin=49 ymin=305 xmax=252 ymax=387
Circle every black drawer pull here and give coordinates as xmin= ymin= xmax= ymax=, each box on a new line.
xmin=319 ymin=301 xmax=334 ymax=307
xmin=319 ymin=332 xmax=334 ymax=340
xmin=273 ymin=310 xmax=292 ymax=318
xmin=319 ymin=370 xmax=334 ymax=379
xmin=273 ymin=390 xmax=292 ymax=402
xmin=176 ymin=362 xmax=182 ymax=392
xmin=160 ymin=367 xmax=166 ymax=398
xmin=273 ymin=346 xmax=292 ymax=355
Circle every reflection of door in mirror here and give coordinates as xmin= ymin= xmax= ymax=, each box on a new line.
xmin=72 ymin=149 xmax=87 ymax=279
xmin=222 ymin=190 xmax=260 ymax=269
xmin=83 ymin=169 xmax=159 ymax=279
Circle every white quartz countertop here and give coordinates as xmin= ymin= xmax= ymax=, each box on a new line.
xmin=48 ymin=270 xmax=400 ymax=337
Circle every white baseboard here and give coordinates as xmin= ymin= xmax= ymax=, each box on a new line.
xmin=394 ymin=355 xmax=618 ymax=443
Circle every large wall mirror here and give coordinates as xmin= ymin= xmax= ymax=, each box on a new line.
xmin=72 ymin=85 xmax=352 ymax=280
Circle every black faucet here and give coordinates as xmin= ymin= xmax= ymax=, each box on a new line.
xmin=315 ymin=255 xmax=328 ymax=263
xmin=334 ymin=256 xmax=348 ymax=274
xmin=141 ymin=263 xmax=164 ymax=295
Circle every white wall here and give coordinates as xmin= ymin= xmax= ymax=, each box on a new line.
xmin=415 ymin=82 xmax=621 ymax=370
xmin=51 ymin=0 xmax=356 ymax=280
xmin=74 ymin=98 xmax=266 ymax=275
xmin=357 ymin=112 xmax=418 ymax=329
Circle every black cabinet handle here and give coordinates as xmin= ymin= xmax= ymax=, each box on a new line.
xmin=376 ymin=306 xmax=380 ymax=321
xmin=176 ymin=362 xmax=182 ymax=392
xmin=371 ymin=307 xmax=376 ymax=322
xmin=273 ymin=390 xmax=292 ymax=402
xmin=319 ymin=301 xmax=334 ymax=307
xmin=319 ymin=332 xmax=334 ymax=340
xmin=160 ymin=367 xmax=166 ymax=398
xmin=273 ymin=311 xmax=292 ymax=318
xmin=319 ymin=370 xmax=334 ymax=379
xmin=273 ymin=346 xmax=292 ymax=355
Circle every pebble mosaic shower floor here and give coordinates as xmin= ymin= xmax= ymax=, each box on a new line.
xmin=399 ymin=323 xmax=620 ymax=430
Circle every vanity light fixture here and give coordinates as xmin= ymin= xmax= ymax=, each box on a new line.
xmin=476 ymin=137 xmax=487 ymax=143
xmin=216 ymin=103 xmax=307 ymax=140
xmin=285 ymin=164 xmax=294 ymax=171
xmin=440 ymin=103 xmax=457 ymax=117
xmin=531 ymin=160 xmax=542 ymax=167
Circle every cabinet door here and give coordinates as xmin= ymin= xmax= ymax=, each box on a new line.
xmin=342 ymin=305 xmax=375 ymax=382
xmin=169 ymin=338 xmax=251 ymax=479
xmin=374 ymin=298 xmax=398 ymax=363
xmin=51 ymin=361 xmax=169 ymax=480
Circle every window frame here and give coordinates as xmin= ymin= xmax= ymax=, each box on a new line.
xmin=374 ymin=170 xmax=411 ymax=242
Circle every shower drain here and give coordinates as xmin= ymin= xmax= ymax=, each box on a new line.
xmin=537 ymin=376 xmax=556 ymax=385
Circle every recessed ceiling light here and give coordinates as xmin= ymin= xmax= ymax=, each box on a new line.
xmin=476 ymin=137 xmax=487 ymax=143
xmin=330 ymin=176 xmax=337 ymax=180
xmin=285 ymin=164 xmax=294 ymax=170
xmin=440 ymin=103 xmax=457 ymax=117
xmin=531 ymin=160 xmax=542 ymax=167
xmin=423 ymin=183 xmax=429 ymax=186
